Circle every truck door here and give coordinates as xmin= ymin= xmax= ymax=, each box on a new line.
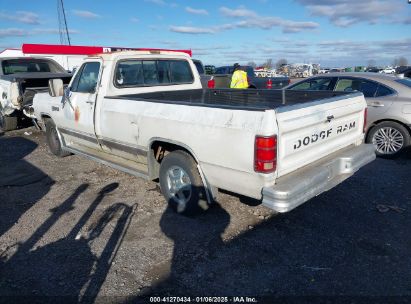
xmin=58 ymin=60 xmax=101 ymax=151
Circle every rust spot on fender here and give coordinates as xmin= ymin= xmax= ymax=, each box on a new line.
xmin=74 ymin=106 xmax=80 ymax=122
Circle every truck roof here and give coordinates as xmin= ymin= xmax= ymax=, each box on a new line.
xmin=89 ymin=50 xmax=192 ymax=61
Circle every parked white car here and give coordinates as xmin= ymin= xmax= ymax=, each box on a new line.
xmin=380 ymin=67 xmax=396 ymax=74
xmin=32 ymin=50 xmax=375 ymax=216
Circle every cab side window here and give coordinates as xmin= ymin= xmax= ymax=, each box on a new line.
xmin=290 ymin=78 xmax=332 ymax=91
xmin=335 ymin=78 xmax=379 ymax=97
xmin=114 ymin=60 xmax=193 ymax=87
xmin=71 ymin=62 xmax=100 ymax=93
xmin=169 ymin=60 xmax=193 ymax=83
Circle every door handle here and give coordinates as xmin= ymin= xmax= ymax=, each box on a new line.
xmin=368 ymin=102 xmax=384 ymax=107
xmin=86 ymin=101 xmax=94 ymax=104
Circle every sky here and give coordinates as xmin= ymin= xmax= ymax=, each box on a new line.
xmin=0 ymin=0 xmax=410 ymax=68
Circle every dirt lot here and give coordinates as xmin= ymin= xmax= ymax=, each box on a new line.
xmin=0 ymin=127 xmax=410 ymax=303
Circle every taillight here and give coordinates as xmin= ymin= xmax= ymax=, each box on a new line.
xmin=363 ymin=108 xmax=367 ymax=133
xmin=255 ymin=135 xmax=277 ymax=173
xmin=266 ymin=79 xmax=273 ymax=89
xmin=207 ymin=78 xmax=215 ymax=88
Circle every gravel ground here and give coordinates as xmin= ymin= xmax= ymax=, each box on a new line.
xmin=0 ymin=127 xmax=410 ymax=303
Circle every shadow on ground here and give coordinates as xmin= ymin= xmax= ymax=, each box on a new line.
xmin=0 ymin=137 xmax=54 ymax=238
xmin=1 ymin=135 xmax=410 ymax=302
xmin=134 ymin=155 xmax=411 ymax=301
xmin=0 ymin=182 xmax=135 ymax=303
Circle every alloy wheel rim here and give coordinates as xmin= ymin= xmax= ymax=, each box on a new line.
xmin=166 ymin=166 xmax=192 ymax=212
xmin=372 ymin=127 xmax=404 ymax=155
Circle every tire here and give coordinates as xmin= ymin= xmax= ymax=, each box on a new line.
xmin=159 ymin=150 xmax=209 ymax=216
xmin=45 ymin=119 xmax=70 ymax=157
xmin=366 ymin=121 xmax=410 ymax=157
xmin=0 ymin=113 xmax=18 ymax=131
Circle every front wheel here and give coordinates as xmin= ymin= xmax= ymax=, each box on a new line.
xmin=159 ymin=150 xmax=209 ymax=216
xmin=366 ymin=121 xmax=410 ymax=157
xmin=45 ymin=119 xmax=70 ymax=157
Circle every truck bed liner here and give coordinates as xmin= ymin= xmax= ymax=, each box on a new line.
xmin=106 ymin=89 xmax=355 ymax=111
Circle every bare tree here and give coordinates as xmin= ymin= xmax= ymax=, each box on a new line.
xmin=392 ymin=58 xmax=399 ymax=67
xmin=263 ymin=59 xmax=273 ymax=69
xmin=247 ymin=61 xmax=257 ymax=68
xmin=367 ymin=59 xmax=376 ymax=67
xmin=276 ymin=58 xmax=287 ymax=69
xmin=398 ymin=57 xmax=408 ymax=66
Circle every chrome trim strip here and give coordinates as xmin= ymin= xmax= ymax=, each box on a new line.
xmin=59 ymin=127 xmax=99 ymax=144
xmin=100 ymin=138 xmax=147 ymax=157
xmin=64 ymin=146 xmax=149 ymax=180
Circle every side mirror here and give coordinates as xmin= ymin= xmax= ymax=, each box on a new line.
xmin=49 ymin=79 xmax=64 ymax=97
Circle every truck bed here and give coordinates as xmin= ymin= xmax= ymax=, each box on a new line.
xmin=106 ymin=89 xmax=356 ymax=111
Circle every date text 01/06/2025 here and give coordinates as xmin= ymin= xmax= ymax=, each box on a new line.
xmin=149 ymin=296 xmax=258 ymax=303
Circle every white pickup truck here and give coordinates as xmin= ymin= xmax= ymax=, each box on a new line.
xmin=33 ymin=50 xmax=375 ymax=215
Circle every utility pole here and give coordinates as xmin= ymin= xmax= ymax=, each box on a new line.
xmin=57 ymin=0 xmax=71 ymax=45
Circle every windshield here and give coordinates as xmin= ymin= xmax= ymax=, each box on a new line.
xmin=1 ymin=59 xmax=65 ymax=75
xmin=395 ymin=78 xmax=411 ymax=88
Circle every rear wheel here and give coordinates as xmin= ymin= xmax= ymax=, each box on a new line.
xmin=0 ymin=113 xmax=18 ymax=131
xmin=159 ymin=150 xmax=209 ymax=216
xmin=366 ymin=121 xmax=410 ymax=157
xmin=45 ymin=119 xmax=70 ymax=157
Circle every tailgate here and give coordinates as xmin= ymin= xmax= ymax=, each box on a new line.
xmin=275 ymin=92 xmax=366 ymax=177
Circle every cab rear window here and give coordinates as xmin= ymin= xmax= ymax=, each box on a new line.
xmin=115 ymin=59 xmax=193 ymax=87
xmin=2 ymin=59 xmax=65 ymax=75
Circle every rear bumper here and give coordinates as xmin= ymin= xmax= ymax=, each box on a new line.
xmin=262 ymin=144 xmax=376 ymax=213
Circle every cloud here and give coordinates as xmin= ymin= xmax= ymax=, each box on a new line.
xmin=219 ymin=6 xmax=319 ymax=33
xmin=185 ymin=37 xmax=411 ymax=67
xmin=144 ymin=0 xmax=166 ymax=5
xmin=72 ymin=10 xmax=101 ymax=19
xmin=0 ymin=28 xmax=79 ymax=39
xmin=0 ymin=11 xmax=40 ymax=25
xmin=315 ymin=39 xmax=411 ymax=63
xmin=170 ymin=26 xmax=215 ymax=34
xmin=296 ymin=0 xmax=399 ymax=26
xmin=0 ymin=28 xmax=27 ymax=38
xmin=185 ymin=7 xmax=208 ymax=16
xmin=171 ymin=7 xmax=318 ymax=35
xmin=130 ymin=17 xmax=139 ymax=23
xmin=220 ymin=6 xmax=257 ymax=18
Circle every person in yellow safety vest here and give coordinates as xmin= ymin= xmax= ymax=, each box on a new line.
xmin=230 ymin=63 xmax=249 ymax=89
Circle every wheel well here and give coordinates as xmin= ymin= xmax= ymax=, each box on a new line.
xmin=148 ymin=140 xmax=196 ymax=180
xmin=367 ymin=119 xmax=411 ymax=140
xmin=39 ymin=114 xmax=52 ymax=130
